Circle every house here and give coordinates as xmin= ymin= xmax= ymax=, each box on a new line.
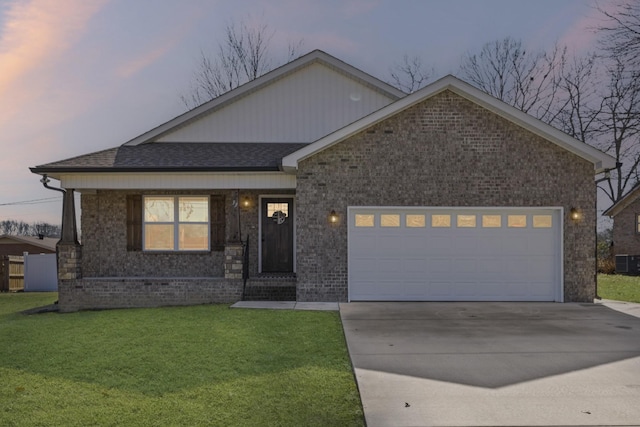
xmin=0 ymin=235 xmax=57 ymax=256
xmin=30 ymin=50 xmax=615 ymax=312
xmin=603 ymin=183 xmax=640 ymax=259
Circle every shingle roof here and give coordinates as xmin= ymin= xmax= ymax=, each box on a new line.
xmin=31 ymin=143 xmax=308 ymax=173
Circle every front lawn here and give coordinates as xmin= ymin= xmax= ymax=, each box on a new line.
xmin=598 ymin=274 xmax=640 ymax=303
xmin=0 ymin=293 xmax=363 ymax=426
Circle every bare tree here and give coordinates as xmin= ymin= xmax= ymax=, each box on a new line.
xmin=597 ymin=0 xmax=640 ymax=72
xmin=181 ymin=18 xmax=303 ymax=109
xmin=594 ymin=59 xmax=640 ymax=203
xmin=458 ymin=33 xmax=640 ymax=203
xmin=0 ymin=220 xmax=60 ymax=237
xmin=389 ymin=54 xmax=434 ymax=93
xmin=459 ymin=37 xmax=565 ymax=123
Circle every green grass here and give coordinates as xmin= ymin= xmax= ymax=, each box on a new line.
xmin=598 ymin=274 xmax=640 ymax=303
xmin=0 ymin=293 xmax=363 ymax=426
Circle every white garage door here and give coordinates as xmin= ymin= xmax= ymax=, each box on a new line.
xmin=348 ymin=207 xmax=562 ymax=302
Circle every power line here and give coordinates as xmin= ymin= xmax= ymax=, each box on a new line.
xmin=0 ymin=197 xmax=61 ymax=207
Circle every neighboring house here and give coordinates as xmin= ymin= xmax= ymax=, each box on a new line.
xmin=30 ymin=50 xmax=615 ymax=312
xmin=603 ymin=183 xmax=640 ymax=257
xmin=0 ymin=235 xmax=57 ymax=256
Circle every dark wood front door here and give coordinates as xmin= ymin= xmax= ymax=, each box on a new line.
xmin=262 ymin=197 xmax=294 ymax=273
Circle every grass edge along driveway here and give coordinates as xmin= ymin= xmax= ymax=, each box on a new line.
xmin=0 ymin=293 xmax=364 ymax=427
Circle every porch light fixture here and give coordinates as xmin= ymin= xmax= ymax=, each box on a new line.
xmin=329 ymin=210 xmax=339 ymax=224
xmin=570 ymin=208 xmax=581 ymax=221
xmin=242 ymin=197 xmax=251 ymax=208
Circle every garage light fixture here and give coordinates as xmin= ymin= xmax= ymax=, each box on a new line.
xmin=570 ymin=208 xmax=581 ymax=221
xmin=329 ymin=210 xmax=339 ymax=224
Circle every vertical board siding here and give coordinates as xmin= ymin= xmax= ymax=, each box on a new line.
xmin=157 ymin=63 xmax=395 ymax=143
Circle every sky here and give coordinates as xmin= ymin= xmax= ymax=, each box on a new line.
xmin=0 ymin=0 xmax=617 ymax=229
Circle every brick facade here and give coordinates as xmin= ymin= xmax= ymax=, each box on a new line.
xmin=612 ymin=198 xmax=640 ymax=255
xmin=58 ymin=189 xmax=293 ymax=311
xmin=296 ymin=90 xmax=596 ymax=302
xmin=62 ymin=90 xmax=597 ymax=310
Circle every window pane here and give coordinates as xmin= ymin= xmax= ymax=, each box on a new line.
xmin=145 ymin=224 xmax=174 ymax=250
xmin=179 ymin=224 xmax=209 ymax=250
xmin=179 ymin=197 xmax=208 ymax=222
xmin=482 ymin=215 xmax=501 ymax=228
xmin=406 ymin=214 xmax=425 ymax=227
xmin=145 ymin=197 xmax=174 ymax=222
xmin=508 ymin=215 xmax=527 ymax=228
xmin=432 ymin=214 xmax=451 ymax=227
xmin=381 ymin=214 xmax=400 ymax=227
xmin=457 ymin=214 xmax=476 ymax=228
xmin=267 ymin=203 xmax=288 ymax=218
xmin=355 ymin=214 xmax=374 ymax=227
xmin=533 ymin=215 xmax=552 ymax=228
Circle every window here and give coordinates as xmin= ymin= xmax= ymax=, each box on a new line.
xmin=457 ymin=214 xmax=476 ymax=228
xmin=508 ymin=215 xmax=527 ymax=228
xmin=637 ymin=214 xmax=640 ymax=234
xmin=482 ymin=215 xmax=501 ymax=228
xmin=431 ymin=214 xmax=451 ymax=228
xmin=381 ymin=214 xmax=400 ymax=227
xmin=143 ymin=196 xmax=209 ymax=251
xmin=406 ymin=214 xmax=426 ymax=228
xmin=355 ymin=214 xmax=375 ymax=227
xmin=533 ymin=215 xmax=553 ymax=228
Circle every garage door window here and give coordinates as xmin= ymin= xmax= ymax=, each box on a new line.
xmin=406 ymin=214 xmax=426 ymax=227
xmin=533 ymin=215 xmax=553 ymax=228
xmin=457 ymin=214 xmax=476 ymax=227
xmin=482 ymin=215 xmax=502 ymax=228
xmin=508 ymin=215 xmax=527 ymax=228
xmin=432 ymin=214 xmax=451 ymax=227
xmin=355 ymin=214 xmax=375 ymax=227
xmin=381 ymin=214 xmax=400 ymax=227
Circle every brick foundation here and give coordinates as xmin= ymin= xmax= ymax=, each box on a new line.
xmin=57 ymin=277 xmax=243 ymax=312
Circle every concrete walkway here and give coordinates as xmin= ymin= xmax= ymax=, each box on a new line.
xmin=340 ymin=301 xmax=640 ymax=427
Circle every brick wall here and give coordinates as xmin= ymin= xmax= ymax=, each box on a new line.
xmin=612 ymin=198 xmax=640 ymax=255
xmin=296 ymin=90 xmax=596 ymax=302
xmin=58 ymin=278 xmax=242 ymax=312
xmin=80 ymin=189 xmax=289 ymax=278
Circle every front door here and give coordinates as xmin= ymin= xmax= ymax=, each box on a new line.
xmin=261 ymin=197 xmax=294 ymax=273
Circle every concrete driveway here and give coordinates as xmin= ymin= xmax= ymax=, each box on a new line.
xmin=340 ymin=301 xmax=640 ymax=427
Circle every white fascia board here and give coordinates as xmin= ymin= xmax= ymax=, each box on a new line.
xmin=282 ymin=75 xmax=616 ymax=173
xmin=124 ymin=50 xmax=404 ymax=146
xmin=59 ymin=172 xmax=296 ymax=191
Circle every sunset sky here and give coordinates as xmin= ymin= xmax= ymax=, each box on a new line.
xmin=0 ymin=0 xmax=615 ymax=228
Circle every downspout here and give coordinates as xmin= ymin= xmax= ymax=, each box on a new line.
xmin=39 ymin=174 xmax=79 ymax=245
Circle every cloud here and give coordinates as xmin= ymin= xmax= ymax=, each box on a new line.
xmin=0 ymin=0 xmax=108 ymax=122
xmin=556 ymin=1 xmax=620 ymax=54
xmin=116 ymin=42 xmax=176 ymax=79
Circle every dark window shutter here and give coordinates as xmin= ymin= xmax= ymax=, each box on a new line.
xmin=210 ymin=195 xmax=225 ymax=251
xmin=126 ymin=195 xmax=142 ymax=251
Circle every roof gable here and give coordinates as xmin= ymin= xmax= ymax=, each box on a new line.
xmin=282 ymin=75 xmax=616 ymax=173
xmin=603 ymin=183 xmax=640 ymax=217
xmin=125 ymin=50 xmax=404 ymax=145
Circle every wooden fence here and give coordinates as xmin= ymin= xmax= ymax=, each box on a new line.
xmin=0 ymin=256 xmax=24 ymax=292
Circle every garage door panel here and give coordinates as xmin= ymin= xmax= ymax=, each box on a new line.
xmin=349 ymin=208 xmax=561 ymax=302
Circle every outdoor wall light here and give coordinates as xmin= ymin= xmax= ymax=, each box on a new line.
xmin=329 ymin=210 xmax=339 ymax=224
xmin=570 ymin=207 xmax=581 ymax=221
xmin=241 ymin=197 xmax=251 ymax=208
